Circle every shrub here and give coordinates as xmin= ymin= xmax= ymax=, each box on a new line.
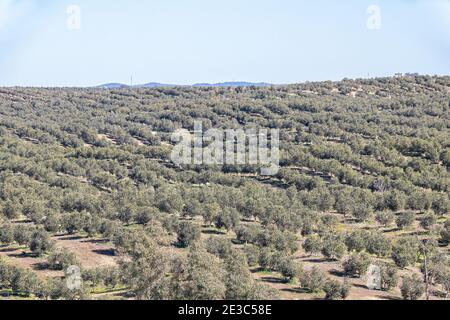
xmin=321 ymin=234 xmax=346 ymax=261
xmin=243 ymin=245 xmax=260 ymax=267
xmin=431 ymin=194 xmax=450 ymax=216
xmin=206 ymin=237 xmax=232 ymax=259
xmin=44 ymin=213 xmax=61 ymax=233
xmin=258 ymin=248 xmax=273 ymax=271
xmin=400 ymin=275 xmax=425 ymax=300
xmin=345 ymin=230 xmax=369 ymax=253
xmin=302 ymin=235 xmax=322 ymax=256
xmin=366 ymin=232 xmax=392 ymax=258
xmin=136 ymin=207 xmax=157 ymax=225
xmin=176 ymin=221 xmax=201 ymax=248
xmin=385 ymin=191 xmax=406 ymax=212
xmin=392 ymin=237 xmax=420 ymax=269
xmin=29 ymin=229 xmax=54 ymax=256
xmin=279 ymin=257 xmax=301 ymax=283
xmin=351 ymin=205 xmax=373 ymax=222
xmin=380 ymin=264 xmax=399 ymax=291
xmin=419 ymin=213 xmax=437 ymax=231
xmin=375 ymin=211 xmax=395 ymax=227
xmin=46 ymin=277 xmax=87 ymax=300
xmin=395 ymin=211 xmax=416 ymax=230
xmin=343 ymin=253 xmax=371 ymax=278
xmin=300 ymin=267 xmax=326 ymax=293
xmin=47 ymin=249 xmax=79 ymax=271
xmin=0 ymin=222 xmax=14 ymax=245
xmin=213 ymin=207 xmax=240 ymax=231
xmin=235 ymin=224 xmax=260 ymax=244
xmin=324 ymin=279 xmax=351 ymax=300
xmin=62 ymin=212 xmax=86 ymax=234
xmin=13 ymin=224 xmax=33 ymax=246
xmin=440 ymin=220 xmax=450 ymax=245
xmin=10 ymin=268 xmax=42 ymax=297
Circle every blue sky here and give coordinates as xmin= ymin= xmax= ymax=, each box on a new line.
xmin=0 ymin=0 xmax=449 ymax=87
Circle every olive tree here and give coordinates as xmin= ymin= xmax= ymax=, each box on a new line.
xmin=29 ymin=229 xmax=54 ymax=256
xmin=300 ymin=267 xmax=326 ymax=293
xmin=400 ymin=274 xmax=425 ymax=300
xmin=303 ymin=235 xmax=322 ymax=256
xmin=47 ymin=249 xmax=79 ymax=271
xmin=324 ymin=279 xmax=351 ymax=300
xmin=375 ymin=211 xmax=395 ymax=228
xmin=420 ymin=213 xmax=437 ymax=231
xmin=321 ymin=234 xmax=346 ymax=261
xmin=441 ymin=220 xmax=450 ymax=245
xmin=392 ymin=237 xmax=420 ymax=269
xmin=171 ymin=244 xmax=226 ymax=300
xmin=380 ymin=264 xmax=399 ymax=291
xmin=343 ymin=253 xmax=371 ymax=278
xmin=395 ymin=211 xmax=416 ymax=230
xmin=176 ymin=221 xmax=201 ymax=248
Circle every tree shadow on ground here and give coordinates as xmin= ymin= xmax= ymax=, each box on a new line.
xmin=301 ymin=257 xmax=327 ymax=263
xmin=329 ymin=269 xmax=348 ymax=277
xmin=7 ymin=252 xmax=36 ymax=259
xmin=375 ymin=294 xmax=402 ymax=301
xmin=201 ymin=229 xmax=225 ymax=235
xmin=32 ymin=262 xmax=50 ymax=271
xmin=0 ymin=247 xmax=18 ymax=253
xmin=260 ymin=276 xmax=286 ymax=284
xmin=353 ymin=284 xmax=368 ymax=289
xmin=81 ymin=238 xmax=110 ymax=244
xmin=93 ymin=249 xmax=116 ymax=257
xmin=282 ymin=287 xmax=310 ymax=294
xmin=57 ymin=235 xmax=86 ymax=241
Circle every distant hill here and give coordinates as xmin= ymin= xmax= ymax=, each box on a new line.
xmin=193 ymin=82 xmax=272 ymax=87
xmin=97 ymin=81 xmax=272 ymax=89
xmin=97 ymin=83 xmax=130 ymax=89
xmin=139 ymin=82 xmax=177 ymax=88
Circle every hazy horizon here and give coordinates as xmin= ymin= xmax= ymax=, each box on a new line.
xmin=1 ymin=73 xmax=450 ymax=89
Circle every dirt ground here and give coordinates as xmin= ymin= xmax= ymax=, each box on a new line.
xmin=252 ymin=247 xmax=445 ymax=300
xmin=1 ymin=219 xmax=447 ymax=300
xmin=252 ymin=255 xmax=403 ymax=300
xmin=0 ymin=235 xmax=117 ymax=279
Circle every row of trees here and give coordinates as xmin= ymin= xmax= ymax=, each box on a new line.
xmin=0 ymin=76 xmax=448 ymax=300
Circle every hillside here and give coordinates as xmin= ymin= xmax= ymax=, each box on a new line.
xmin=0 ymin=75 xmax=449 ymax=300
